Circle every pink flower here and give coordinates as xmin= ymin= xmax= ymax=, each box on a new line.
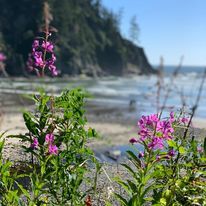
xmin=33 ymin=51 xmax=42 ymax=58
xmin=33 ymin=51 xmax=45 ymax=68
xmin=48 ymin=144 xmax=58 ymax=155
xmin=197 ymin=146 xmax=203 ymax=153
xmin=156 ymin=155 xmax=161 ymax=161
xmin=42 ymin=41 xmax=54 ymax=52
xmin=45 ymin=133 xmax=54 ymax=144
xmin=135 ymin=112 xmax=176 ymax=151
xmin=46 ymin=54 xmax=56 ymax=66
xmin=27 ymin=35 xmax=58 ymax=77
xmin=138 ymin=151 xmax=144 ymax=158
xmin=168 ymin=149 xmax=175 ymax=157
xmin=31 ymin=138 xmax=38 ymax=149
xmin=48 ymin=65 xmax=58 ymax=76
xmin=0 ymin=53 xmax=6 ymax=61
xmin=169 ymin=112 xmax=175 ymax=123
xmin=138 ymin=118 xmax=144 ymax=127
xmin=157 ymin=120 xmax=174 ymax=139
xmin=180 ymin=117 xmax=188 ymax=124
xmin=129 ymin=137 xmax=138 ymax=144
xmin=32 ymin=40 xmax=39 ymax=49
xmin=149 ymin=114 xmax=159 ymax=124
xmin=138 ymin=128 xmax=150 ymax=141
xmin=148 ymin=137 xmax=164 ymax=150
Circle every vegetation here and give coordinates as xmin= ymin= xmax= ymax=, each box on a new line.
xmin=115 ymin=113 xmax=206 ymax=205
xmin=0 ymin=89 xmax=99 ymax=205
xmin=0 ymin=2 xmax=205 ymax=205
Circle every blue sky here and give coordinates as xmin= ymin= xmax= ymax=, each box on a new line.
xmin=101 ymin=0 xmax=206 ymax=66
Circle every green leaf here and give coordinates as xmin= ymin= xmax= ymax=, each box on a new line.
xmin=127 ymin=180 xmax=137 ymax=192
xmin=126 ymin=150 xmax=141 ymax=169
xmin=142 ymin=183 xmax=156 ymax=199
xmin=23 ymin=112 xmax=38 ymax=135
xmin=114 ymin=193 xmax=128 ymax=206
xmin=0 ymin=139 xmax=5 ymax=154
xmin=128 ymin=194 xmax=139 ymax=206
xmin=16 ymin=182 xmax=31 ymax=199
xmin=179 ymin=146 xmax=185 ymax=154
xmin=204 ymin=137 xmax=206 ymax=156
xmin=167 ymin=140 xmax=177 ymax=148
xmin=105 ymin=202 xmax=113 ymax=206
xmin=39 ymin=114 xmax=48 ymax=130
xmin=121 ymin=163 xmax=139 ymax=180
xmin=87 ymin=127 xmax=98 ymax=138
xmin=113 ymin=177 xmax=132 ymax=196
xmin=160 ymin=198 xmax=167 ymax=205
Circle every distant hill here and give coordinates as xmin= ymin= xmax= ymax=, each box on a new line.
xmin=0 ymin=0 xmax=156 ymax=76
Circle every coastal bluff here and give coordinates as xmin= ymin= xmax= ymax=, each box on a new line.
xmin=0 ymin=0 xmax=155 ymax=77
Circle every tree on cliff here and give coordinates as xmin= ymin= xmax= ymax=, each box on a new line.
xmin=0 ymin=0 xmax=154 ymax=76
xmin=129 ymin=15 xmax=140 ymax=45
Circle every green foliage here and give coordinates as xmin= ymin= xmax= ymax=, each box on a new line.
xmin=204 ymin=137 xmax=206 ymax=155
xmin=114 ymin=114 xmax=206 ymax=205
xmin=0 ymin=133 xmax=20 ymax=206
xmin=2 ymin=88 xmax=97 ymax=205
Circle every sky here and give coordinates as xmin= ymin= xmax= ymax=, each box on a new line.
xmin=101 ymin=0 xmax=206 ymax=66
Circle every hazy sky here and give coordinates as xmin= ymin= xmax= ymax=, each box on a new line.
xmin=101 ymin=0 xmax=206 ymax=66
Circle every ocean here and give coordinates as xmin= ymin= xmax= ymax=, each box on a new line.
xmin=82 ymin=65 xmax=206 ymax=119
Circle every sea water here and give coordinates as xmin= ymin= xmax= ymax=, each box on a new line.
xmin=84 ymin=65 xmax=206 ymax=119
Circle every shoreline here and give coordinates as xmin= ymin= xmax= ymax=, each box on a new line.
xmin=1 ymin=93 xmax=206 ymax=161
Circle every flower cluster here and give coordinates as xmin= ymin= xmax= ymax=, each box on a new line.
xmin=0 ymin=53 xmax=6 ymax=62
xmin=45 ymin=133 xmax=58 ymax=155
xmin=138 ymin=113 xmax=175 ymax=149
xmin=130 ymin=112 xmax=189 ymax=159
xmin=30 ymin=133 xmax=58 ymax=155
xmin=27 ymin=37 xmax=58 ymax=76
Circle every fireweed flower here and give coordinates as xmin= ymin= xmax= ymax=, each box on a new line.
xmin=168 ymin=149 xmax=175 ymax=157
xmin=32 ymin=40 xmax=39 ymax=49
xmin=148 ymin=137 xmax=164 ymax=150
xmin=138 ymin=151 xmax=144 ymax=158
xmin=34 ymin=51 xmax=45 ymax=68
xmin=0 ymin=53 xmax=6 ymax=62
xmin=45 ymin=133 xmax=54 ymax=144
xmin=48 ymin=65 xmax=58 ymax=76
xmin=137 ymin=113 xmax=175 ymax=151
xmin=31 ymin=138 xmax=38 ymax=149
xmin=27 ymin=34 xmax=58 ymax=76
xmin=180 ymin=117 xmax=189 ymax=124
xmin=197 ymin=146 xmax=203 ymax=153
xmin=169 ymin=111 xmax=175 ymax=123
xmin=42 ymin=41 xmax=54 ymax=52
xmin=156 ymin=155 xmax=161 ymax=161
xmin=129 ymin=137 xmax=138 ymax=144
xmin=48 ymin=144 xmax=58 ymax=155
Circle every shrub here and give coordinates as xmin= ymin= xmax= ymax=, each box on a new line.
xmin=115 ymin=112 xmax=206 ymax=205
xmin=0 ymin=89 xmax=97 ymax=205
